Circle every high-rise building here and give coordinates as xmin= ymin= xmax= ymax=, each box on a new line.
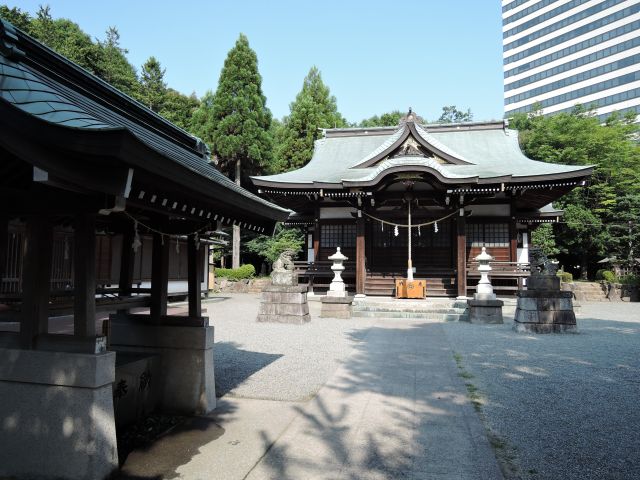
xmin=503 ymin=0 xmax=640 ymax=121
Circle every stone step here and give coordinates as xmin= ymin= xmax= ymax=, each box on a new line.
xmin=351 ymin=310 xmax=468 ymax=321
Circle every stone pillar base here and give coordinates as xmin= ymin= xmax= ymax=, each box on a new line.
xmin=0 ymin=348 xmax=117 ymax=480
xmin=513 ymin=290 xmax=577 ymax=334
xmin=257 ymin=285 xmax=310 ymax=324
xmin=320 ymin=296 xmax=353 ymax=319
xmin=467 ymin=299 xmax=504 ymax=324
xmin=109 ymin=315 xmax=216 ymax=414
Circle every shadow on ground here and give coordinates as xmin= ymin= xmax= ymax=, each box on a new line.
xmin=214 ymin=341 xmax=283 ymax=397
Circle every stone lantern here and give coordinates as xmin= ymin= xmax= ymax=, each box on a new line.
xmin=475 ymin=247 xmax=496 ymax=300
xmin=327 ymin=247 xmax=348 ymax=297
xmin=321 ymin=247 xmax=353 ymax=318
xmin=467 ymin=247 xmax=504 ymax=324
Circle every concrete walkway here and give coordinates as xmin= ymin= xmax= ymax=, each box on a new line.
xmin=120 ymin=317 xmax=503 ymax=480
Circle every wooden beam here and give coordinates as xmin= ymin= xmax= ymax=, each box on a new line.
xmin=150 ymin=231 xmax=169 ymax=321
xmin=73 ymin=214 xmax=96 ymax=337
xmin=20 ymin=215 xmax=53 ymax=348
xmin=187 ymin=234 xmax=202 ymax=318
xmin=356 ymin=216 xmax=366 ymax=294
xmin=456 ymin=210 xmax=467 ymax=298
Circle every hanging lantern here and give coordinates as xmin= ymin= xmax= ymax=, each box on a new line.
xmin=394 ymin=225 xmax=399 ymax=237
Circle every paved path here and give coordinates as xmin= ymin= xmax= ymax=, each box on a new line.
xmin=121 ymin=316 xmax=504 ymax=480
xmin=242 ymin=320 xmax=503 ymax=480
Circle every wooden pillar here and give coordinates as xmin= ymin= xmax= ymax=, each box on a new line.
xmin=456 ymin=210 xmax=467 ymax=298
xmin=509 ymin=219 xmax=518 ymax=263
xmin=150 ymin=231 xmax=169 ymax=321
xmin=313 ymin=203 xmax=320 ymax=262
xmin=73 ymin=214 xmax=96 ymax=337
xmin=356 ymin=216 xmax=366 ymax=294
xmin=118 ymin=228 xmax=135 ymax=296
xmin=20 ymin=215 xmax=53 ymax=348
xmin=187 ymin=234 xmax=202 ymax=318
xmin=0 ymin=216 xmax=8 ymax=291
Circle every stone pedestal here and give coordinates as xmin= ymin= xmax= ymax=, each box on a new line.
xmin=514 ymin=275 xmax=576 ymax=333
xmin=0 ymin=347 xmax=118 ymax=480
xmin=257 ymin=285 xmax=310 ymax=324
xmin=321 ymin=295 xmax=353 ymax=319
xmin=110 ymin=315 xmax=216 ymax=414
xmin=468 ymin=298 xmax=504 ymax=324
xmin=467 ymin=247 xmax=504 ymax=324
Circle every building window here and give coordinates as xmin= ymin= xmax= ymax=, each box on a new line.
xmin=466 ymin=223 xmax=509 ymax=248
xmin=320 ymin=223 xmax=356 ymax=249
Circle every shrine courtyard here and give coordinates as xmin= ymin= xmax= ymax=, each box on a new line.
xmin=113 ymin=294 xmax=639 ymax=480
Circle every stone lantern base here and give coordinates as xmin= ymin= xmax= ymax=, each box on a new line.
xmin=320 ymin=295 xmax=353 ymax=319
xmin=514 ymin=283 xmax=576 ymax=333
xmin=467 ymin=298 xmax=504 ymax=324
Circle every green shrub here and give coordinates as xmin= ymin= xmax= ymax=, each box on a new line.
xmin=595 ymin=269 xmax=607 ymax=280
xmin=619 ymin=274 xmax=640 ymax=286
xmin=215 ymin=264 xmax=256 ymax=280
xmin=601 ymin=270 xmax=617 ymax=283
xmin=557 ymin=271 xmax=573 ymax=283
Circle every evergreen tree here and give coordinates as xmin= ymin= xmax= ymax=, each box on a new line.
xmin=96 ymin=27 xmax=140 ymax=99
xmin=510 ymin=106 xmax=640 ymax=278
xmin=190 ymin=90 xmax=216 ymax=148
xmin=0 ymin=5 xmax=33 ymax=32
xmin=159 ymin=89 xmax=199 ymax=132
xmin=437 ymin=105 xmax=473 ymax=123
xmin=140 ymin=56 xmax=167 ymax=112
xmin=207 ymin=33 xmax=272 ymax=268
xmin=272 ymin=66 xmax=346 ymax=173
xmin=358 ymin=110 xmax=404 ymax=128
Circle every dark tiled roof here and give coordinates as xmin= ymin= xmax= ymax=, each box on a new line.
xmin=0 ymin=19 xmax=288 ymax=221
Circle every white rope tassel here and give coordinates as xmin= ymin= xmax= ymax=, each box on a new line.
xmin=132 ymin=220 xmax=142 ymax=252
xmin=176 ymin=237 xmax=180 ymax=254
xmin=394 ymin=225 xmax=399 ymax=237
xmin=381 ymin=223 xmax=384 ymax=232
xmin=434 ymin=221 xmax=438 ymax=233
xmin=418 ymin=225 xmax=421 ymax=237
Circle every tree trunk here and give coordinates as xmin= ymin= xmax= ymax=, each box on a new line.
xmin=232 ymin=159 xmax=241 ymax=269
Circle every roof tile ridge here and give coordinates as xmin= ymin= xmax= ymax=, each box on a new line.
xmin=351 ymin=125 xmax=406 ymax=167
xmin=413 ymin=123 xmax=473 ymax=164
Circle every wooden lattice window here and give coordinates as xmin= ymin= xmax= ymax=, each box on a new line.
xmin=466 ymin=223 xmax=509 ymax=248
xmin=320 ymin=224 xmax=356 ymax=249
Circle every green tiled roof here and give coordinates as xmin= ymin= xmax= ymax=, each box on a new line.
xmin=252 ymin=121 xmax=593 ymax=188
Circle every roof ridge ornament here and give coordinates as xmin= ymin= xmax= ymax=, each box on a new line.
xmin=0 ymin=19 xmax=25 ymax=60
xmin=399 ymin=108 xmax=423 ymax=126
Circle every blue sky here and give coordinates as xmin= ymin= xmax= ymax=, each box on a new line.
xmin=9 ymin=1 xmax=505 ymax=123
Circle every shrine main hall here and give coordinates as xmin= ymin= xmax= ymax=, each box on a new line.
xmin=252 ymin=111 xmax=593 ymax=297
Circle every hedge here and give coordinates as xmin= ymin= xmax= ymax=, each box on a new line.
xmin=557 ymin=271 xmax=573 ymax=283
xmin=215 ymin=264 xmax=256 ymax=281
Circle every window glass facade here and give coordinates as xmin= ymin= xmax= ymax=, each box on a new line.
xmin=466 ymin=223 xmax=509 ymax=248
xmin=320 ymin=223 xmax=356 ymax=249
xmin=503 ymin=0 xmax=640 ymax=119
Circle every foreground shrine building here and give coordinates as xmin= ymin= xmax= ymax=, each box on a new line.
xmin=0 ymin=19 xmax=288 ymax=480
xmin=252 ymin=111 xmax=593 ymax=297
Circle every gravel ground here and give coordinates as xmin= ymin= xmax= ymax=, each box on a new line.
xmin=442 ymin=302 xmax=640 ymax=480
xmin=207 ymin=293 xmax=376 ymax=401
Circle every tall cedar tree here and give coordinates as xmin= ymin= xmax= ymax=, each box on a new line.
xmin=140 ymin=56 xmax=167 ymax=112
xmin=209 ymin=33 xmax=272 ymax=178
xmin=208 ymin=34 xmax=272 ymax=268
xmin=272 ymin=66 xmax=346 ymax=173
